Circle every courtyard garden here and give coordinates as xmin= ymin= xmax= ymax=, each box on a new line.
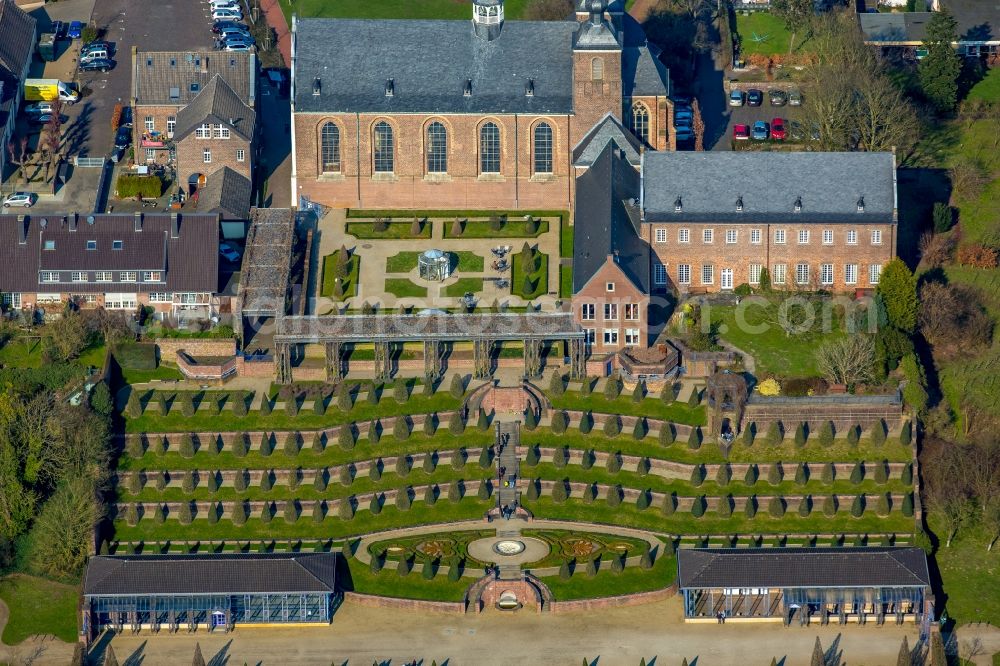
xmin=320 ymin=247 xmax=360 ymax=299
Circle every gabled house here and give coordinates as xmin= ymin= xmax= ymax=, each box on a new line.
xmin=0 ymin=212 xmax=226 ymax=319
xmin=130 ymin=49 xmax=257 ymax=197
xmin=860 ymin=0 xmax=999 ymax=58
xmin=0 ymin=0 xmax=36 ymax=178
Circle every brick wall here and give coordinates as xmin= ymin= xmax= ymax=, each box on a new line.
xmin=294 ymin=112 xmax=574 ymax=211
xmin=343 ymin=591 xmax=466 ymax=614
xmin=154 ymin=337 xmax=236 ymax=364
xmin=742 ymin=398 xmax=905 ymax=433
xmin=646 ymin=221 xmax=897 ymax=293
xmin=176 ymin=133 xmax=253 ymax=193
xmin=549 ymin=581 xmax=677 ymax=613
xmin=572 ymin=257 xmax=649 ymax=354
xmin=477 ymin=578 xmax=542 ymax=612
xmin=570 ymin=50 xmax=623 ymax=147
xmin=630 ymin=95 xmax=674 ymax=151
xmin=132 ymin=104 xmax=180 ymax=168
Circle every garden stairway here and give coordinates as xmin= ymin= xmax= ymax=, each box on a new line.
xmin=495 ymin=420 xmax=520 ymax=514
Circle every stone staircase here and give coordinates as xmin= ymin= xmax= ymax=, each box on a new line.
xmin=496 ymin=421 xmax=520 ymax=513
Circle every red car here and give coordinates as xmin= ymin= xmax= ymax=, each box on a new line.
xmin=771 ymin=118 xmax=787 ymax=140
xmin=733 ymin=123 xmax=750 ymax=140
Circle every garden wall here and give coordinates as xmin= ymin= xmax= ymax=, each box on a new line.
xmin=742 ymin=394 xmax=905 ymax=433
xmin=155 ymin=338 xmax=237 ymax=364
xmin=342 ymin=591 xmax=466 ymax=614
xmin=548 ymin=582 xmax=677 ymax=614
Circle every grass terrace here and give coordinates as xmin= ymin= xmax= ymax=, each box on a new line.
xmin=511 ymin=247 xmax=549 ymax=300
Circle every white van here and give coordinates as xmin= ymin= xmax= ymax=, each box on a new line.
xmin=81 ymin=48 xmax=108 ymax=61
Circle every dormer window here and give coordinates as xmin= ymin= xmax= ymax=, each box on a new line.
xmin=464 ymin=79 xmax=472 ymax=97
xmin=86 ymin=240 xmax=97 ymax=250
xmin=312 ymin=78 xmax=321 ymax=96
xmin=857 ymin=196 xmax=865 ymax=213
xmin=43 ymin=240 xmax=55 ymax=250
xmin=146 ymin=57 xmax=152 ymax=67
xmin=190 ymin=82 xmax=200 ymax=93
xmin=385 ymin=79 xmax=394 ymax=97
xmin=794 ymin=196 xmax=802 ymax=213
xmin=525 ymin=79 xmax=534 ymax=97
xmin=674 ymin=197 xmax=682 ymax=213
xmin=736 ymin=196 xmax=743 ymax=212
xmin=113 ymin=240 xmax=123 ymax=250
xmin=169 ymin=87 xmax=180 ymax=100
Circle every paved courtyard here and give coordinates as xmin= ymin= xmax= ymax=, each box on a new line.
xmin=97 ymin=596 xmax=931 ymax=666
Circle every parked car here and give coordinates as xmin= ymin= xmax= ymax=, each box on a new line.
xmin=729 ymin=89 xmax=744 ymax=107
xmin=788 ymin=88 xmax=802 ymax=106
xmin=212 ymin=19 xmax=247 ymax=33
xmin=788 ymin=120 xmax=805 ymax=142
xmin=746 ymin=89 xmax=763 ymax=106
xmin=212 ymin=8 xmax=243 ymax=20
xmin=218 ymin=31 xmax=254 ymax=46
xmin=751 ymin=120 xmax=770 ymax=140
xmin=210 ymin=0 xmax=242 ymax=10
xmin=218 ymin=26 xmax=252 ymax=40
xmin=67 ymin=21 xmax=83 ymax=39
xmin=110 ymin=145 xmax=126 ymax=164
xmin=120 ymin=105 xmax=133 ymax=128
xmin=28 ymin=113 xmax=66 ymax=125
xmin=82 ymin=40 xmax=114 ymax=55
xmin=219 ymin=242 xmax=242 ymax=263
xmin=79 ymin=57 xmax=115 ymax=73
xmin=769 ymin=89 xmax=788 ymax=106
xmin=220 ymin=41 xmax=254 ymax=52
xmin=2 ymin=192 xmax=36 ymax=208
xmin=114 ymin=126 xmax=132 ymax=150
xmin=770 ymin=117 xmax=787 ymax=140
xmin=80 ymin=48 xmax=109 ymax=62
xmin=733 ymin=123 xmax=750 ymax=140
xmin=674 ymin=127 xmax=694 ymax=142
xmin=51 ymin=20 xmax=66 ymax=39
xmin=24 ymin=102 xmax=55 ymax=116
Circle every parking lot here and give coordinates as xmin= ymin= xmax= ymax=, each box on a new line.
xmin=714 ymin=86 xmax=812 ymax=150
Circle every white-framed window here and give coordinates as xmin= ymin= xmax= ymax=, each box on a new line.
xmin=604 ymin=303 xmax=618 ymax=321
xmin=869 ymin=264 xmax=882 ymax=285
xmin=701 ymin=264 xmax=714 ymax=285
xmin=798 ymin=230 xmax=810 ymax=244
xmin=148 ymin=293 xmax=172 ymax=302
xmin=104 ymin=294 xmax=137 ymax=310
xmin=871 ymin=229 xmax=883 ymax=245
xmin=725 ymin=229 xmax=738 ymax=244
xmin=584 ymin=328 xmax=595 ymax=344
xmin=624 ymin=303 xmax=640 ymax=321
xmin=603 ymin=329 xmax=619 ymax=346
xmin=74 ymin=294 xmax=97 ymax=304
xmin=203 ymin=149 xmax=212 ymax=163
xmin=213 ymin=126 xmax=230 ymax=139
xmin=774 ymin=229 xmax=786 ymax=244
xmin=145 ymin=148 xmax=155 ymax=162
xmin=178 ymin=293 xmax=200 ymax=304
xmin=772 ymin=264 xmax=787 ymax=285
xmin=119 ymin=272 xmax=137 ymax=282
xmin=820 ymin=263 xmax=833 ymax=285
xmin=796 ymin=263 xmax=810 ymax=285
xmin=167 ymin=116 xmax=175 ymax=137
xmin=678 ymin=264 xmax=691 ymax=285
xmin=43 ymin=240 xmax=55 ymax=250
xmin=678 ymin=228 xmax=690 ymax=244
xmin=625 ymin=328 xmax=640 ymax=345
xmin=845 ymin=264 xmax=858 ymax=285
xmin=36 ymin=293 xmax=62 ymax=303
xmin=236 ymin=149 xmax=245 ymax=162
xmin=581 ymin=303 xmax=595 ymax=321
xmin=195 ymin=123 xmax=211 ymax=139
xmin=1 ymin=293 xmax=21 ymax=308
xmin=40 ymin=271 xmax=59 ymax=283
xmin=654 ymin=263 xmax=667 ymax=285
xmin=112 ymin=240 xmax=123 ymax=250
xmin=71 ymin=272 xmax=87 ymax=283
xmin=143 ymin=271 xmax=162 ymax=282
xmin=703 ymin=228 xmax=714 ymax=244
xmin=847 ymin=229 xmax=858 ymax=245
xmin=822 ymin=229 xmax=833 ymax=245
xmin=749 ymin=263 xmax=762 ymax=285
xmin=606 ymin=282 xmax=615 ymax=292
xmin=655 ymin=228 xmax=667 ymax=243
xmin=86 ymin=240 xmax=97 ymax=251
xmin=750 ymin=228 xmax=761 ymax=245
xmin=144 ymin=116 xmax=154 ymax=132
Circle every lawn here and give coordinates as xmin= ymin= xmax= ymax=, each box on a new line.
xmin=708 ymin=298 xmax=848 ymax=378
xmin=930 ymin=515 xmax=1000 ymax=627
xmin=346 ymin=560 xmax=471 ymax=602
xmin=345 ymin=221 xmax=432 ymax=240
xmin=735 ymin=11 xmax=795 ymax=56
xmin=537 ymin=552 xmax=676 ymax=601
xmin=443 ymin=277 xmax=485 ymax=298
xmin=560 ymin=221 xmax=574 ymax=259
xmin=384 ymin=278 xmax=428 ymax=298
xmin=511 ymin=248 xmax=548 ymax=300
xmin=320 ymin=250 xmax=360 ymax=299
xmin=120 ymin=364 xmax=185 ymax=384
xmin=558 ymin=263 xmax=572 ymax=299
xmin=444 ymin=218 xmax=550 ymax=239
xmin=453 ymin=251 xmax=484 ymax=272
xmin=550 ymin=390 xmax=706 ymax=426
xmin=0 ymin=574 xmax=79 ymax=644
xmin=385 ymin=252 xmax=419 ymax=273
xmin=0 ymin=337 xmax=44 ymax=368
xmin=968 ymin=67 xmax=1000 ymax=103
xmin=283 ymin=0 xmax=529 ymax=21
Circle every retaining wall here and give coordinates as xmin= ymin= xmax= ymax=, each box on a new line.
xmin=155 ymin=338 xmax=237 ymax=364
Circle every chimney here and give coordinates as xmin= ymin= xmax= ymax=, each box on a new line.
xmin=134 ymin=211 xmax=143 ymax=232
xmin=69 ymin=213 xmax=78 ymax=232
xmin=16 ymin=215 xmax=27 ymax=245
xmin=170 ymin=213 xmax=179 ymax=239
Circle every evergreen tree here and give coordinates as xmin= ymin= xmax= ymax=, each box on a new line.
xmin=526 ymin=445 xmax=540 ymax=466
xmin=585 ymin=557 xmax=597 ymax=577
xmin=794 ymin=422 xmax=807 ymax=448
xmin=553 ymin=446 xmax=569 ymax=469
xmin=818 ymin=420 xmax=834 ymax=446
xmin=902 ymin=492 xmax=914 ymax=517
xmin=874 ymin=459 xmax=889 ymax=484
xmin=660 ymin=423 xmax=675 ymax=446
xmin=393 ymin=417 xmax=410 ymax=441
xmin=850 ymin=462 xmax=864 ymax=485
xmin=313 ymin=394 xmax=326 ymax=415
xmin=393 ymin=378 xmax=409 ymax=403
xmin=234 ymin=469 xmax=248 ymax=492
xmin=821 ymin=462 xmax=835 ymax=484
xmin=523 ymin=407 xmax=538 ymax=431
xmin=636 ymin=489 xmax=651 ymax=510
xmin=823 ymin=494 xmax=838 ymax=517
xmin=285 ymin=392 xmax=299 ymax=417
xmin=449 ymin=374 xmax=465 ymax=399
xmin=691 ymin=495 xmax=706 ymax=518
xmin=606 ymin=484 xmax=623 ymax=508
xmin=581 ymin=376 xmax=593 ymax=396
xmin=103 ymin=645 xmax=119 ymax=666
xmin=476 ymin=407 xmax=489 ymax=431
xmin=847 ymin=424 xmax=860 ymax=446
xmin=231 ymin=501 xmax=248 ymax=526
xmin=259 ymin=433 xmax=273 ymax=457
xmin=231 ymin=432 xmax=248 ymax=457
xmin=798 ymin=495 xmax=812 ymax=517
xmin=810 ymin=637 xmax=824 ymax=666
xmin=919 ymin=9 xmax=962 ymax=112
xmin=606 ymin=451 xmax=622 ymax=473
xmin=259 ymin=394 xmax=272 ymax=415
xmin=396 ymin=454 xmax=411 ymax=477
xmin=284 ymin=432 xmax=300 ymax=456
xmin=794 ymin=462 xmax=808 ymax=486
xmin=870 ymin=419 xmax=887 ymax=446
xmin=182 ymin=470 xmax=195 ymax=494
xmin=930 ymin=628 xmax=947 ymax=666
xmin=581 ymin=449 xmax=596 ymax=470
xmin=339 ymin=497 xmax=355 ymax=520
xmin=261 ymin=502 xmax=274 ymax=523
xmin=397 ymin=556 xmax=412 ymax=577
xmin=552 ymin=479 xmax=568 ymax=503
xmin=448 ymin=479 xmax=462 ymax=502
xmin=311 ymin=432 xmax=324 ymax=454
xmin=744 ymin=464 xmax=758 ymax=486
xmin=367 ymin=381 xmax=380 ymax=405
xmin=369 ymin=550 xmax=383 ymax=573
xmin=477 ymin=481 xmax=491 ymax=500
xmin=687 ymin=426 xmax=702 ymax=449
xmin=900 ymin=420 xmax=912 ymax=446
xmin=636 ymin=457 xmax=651 ymax=476
xmin=579 ymin=410 xmax=593 ymax=434
xmin=877 ymin=491 xmax=891 ymax=516
xmin=744 ymin=495 xmax=757 ymax=518
xmin=604 ymin=374 xmax=622 ymax=399
xmin=478 ymin=446 xmax=492 ymax=469
xmin=690 ymin=464 xmax=705 ymax=487
xmin=207 ymin=470 xmax=219 ymax=493
xmin=742 ymin=423 xmax=755 ymax=446
xmin=260 ymin=469 xmax=274 ymax=491
xmin=768 ymin=462 xmax=783 ymax=485
xmin=633 ymin=417 xmax=648 ymax=440
xmin=639 ymin=546 xmax=653 ymax=570
xmin=369 ymin=494 xmax=382 ymax=515
xmin=716 ymin=463 xmax=731 ymax=487
xmin=662 ymin=492 xmax=676 ymax=516
xmin=525 ymin=478 xmax=540 ymax=501
xmin=549 ymin=371 xmax=565 ymax=396
xmin=551 ymin=410 xmax=568 ymax=433
xmin=718 ymin=494 xmax=733 ymax=518
xmin=369 ymin=459 xmax=382 ymax=481
xmin=766 ymin=421 xmax=783 ymax=446
xmin=178 ymin=434 xmax=195 ymax=458
xmin=851 ymin=494 xmax=866 ymax=517
xmin=451 ymin=448 xmax=467 ymax=470
xmin=339 ymin=464 xmax=353 ymax=487
xmin=768 ymin=496 xmax=785 ymax=518
xmin=632 ymin=380 xmax=646 ymax=402
xmin=179 ymin=501 xmax=193 ymax=525
xmin=396 ymin=487 xmax=412 ymax=511
xmin=603 ymin=415 xmax=622 ymax=437
xmin=424 ymin=484 xmax=438 ymax=506
xmin=559 ymin=559 xmax=572 ymax=580
xmin=448 ymin=410 xmax=465 ymax=435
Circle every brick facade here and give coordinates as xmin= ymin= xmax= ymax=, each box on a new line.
xmin=175 ymin=130 xmax=253 ymax=194
xmin=570 ymin=50 xmax=622 ymax=148
xmin=628 ymin=94 xmax=674 ymax=151
xmin=571 ymin=257 xmax=649 ymax=355
xmin=644 ymin=221 xmax=897 ymax=294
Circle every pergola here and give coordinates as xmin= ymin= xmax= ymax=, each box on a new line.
xmin=272 ymin=312 xmax=587 ymax=383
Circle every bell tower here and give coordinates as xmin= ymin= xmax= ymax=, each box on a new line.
xmin=473 ymin=0 xmax=504 ymax=41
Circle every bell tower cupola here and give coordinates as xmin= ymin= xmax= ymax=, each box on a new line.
xmin=473 ymin=0 xmax=504 ymax=41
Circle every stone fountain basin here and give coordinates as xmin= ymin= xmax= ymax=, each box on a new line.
xmin=467 ymin=536 xmax=550 ymax=565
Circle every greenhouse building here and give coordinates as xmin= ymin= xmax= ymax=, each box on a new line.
xmin=677 ymin=547 xmax=932 ymax=626
xmin=82 ymin=552 xmax=338 ymax=636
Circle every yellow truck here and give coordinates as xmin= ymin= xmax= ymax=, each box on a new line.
xmin=23 ymin=78 xmax=79 ymax=103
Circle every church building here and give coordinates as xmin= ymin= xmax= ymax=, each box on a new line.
xmin=289 ymin=0 xmax=673 ymax=210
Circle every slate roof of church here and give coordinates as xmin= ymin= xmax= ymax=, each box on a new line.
xmin=677 ymin=548 xmax=931 ymax=589
xmin=294 ymin=18 xmax=577 ymax=114
xmin=84 ymin=553 xmax=338 ymax=596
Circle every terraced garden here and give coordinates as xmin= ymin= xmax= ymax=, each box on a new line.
xmin=109 ymin=380 xmax=917 ymax=602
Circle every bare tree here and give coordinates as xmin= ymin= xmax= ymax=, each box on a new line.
xmin=815 ymin=335 xmax=876 ymax=386
xmin=923 ymin=441 xmax=974 ymax=547
xmin=6 ymin=136 xmax=28 ymax=183
xmin=853 ymin=70 xmax=919 ymax=152
xmin=968 ymin=443 xmax=1000 ymax=550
